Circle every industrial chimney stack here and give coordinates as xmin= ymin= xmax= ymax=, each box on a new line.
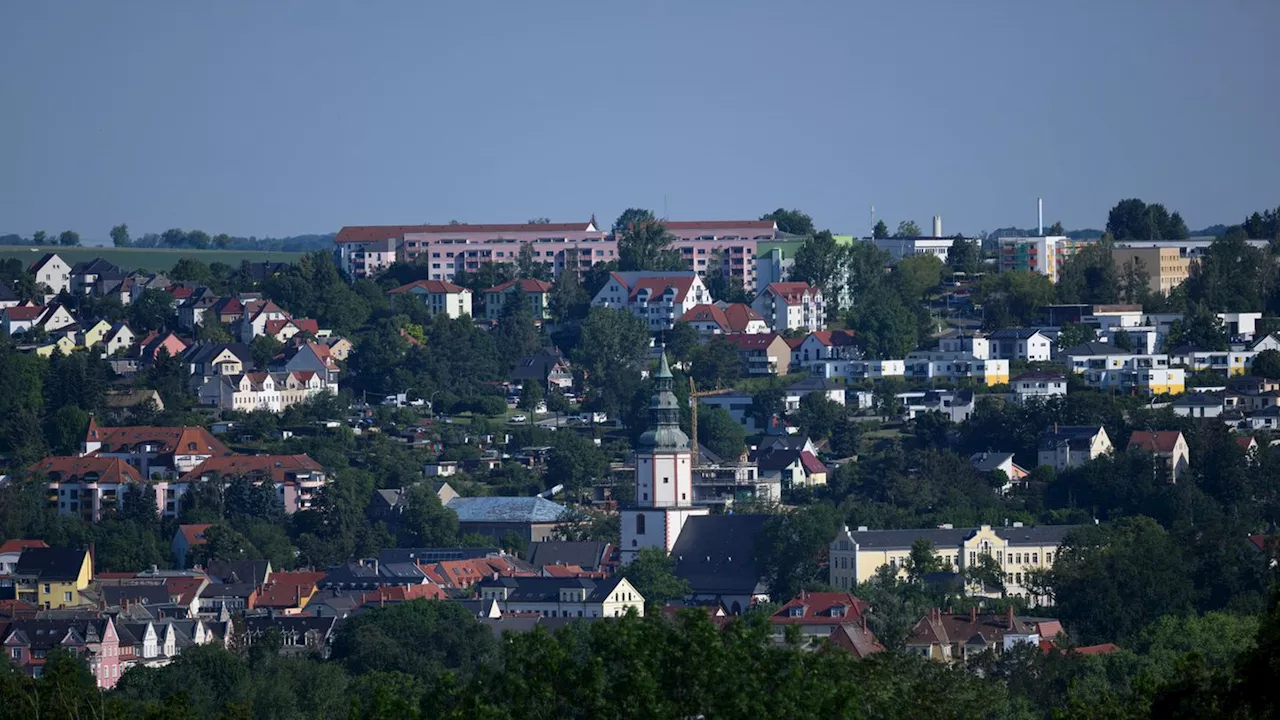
xmin=932 ymin=215 xmax=943 ymax=238
xmin=1038 ymin=198 xmax=1044 ymax=236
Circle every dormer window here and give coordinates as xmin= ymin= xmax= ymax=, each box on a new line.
xmin=788 ymin=606 xmax=804 ymax=618
xmin=830 ymin=605 xmax=846 ymax=618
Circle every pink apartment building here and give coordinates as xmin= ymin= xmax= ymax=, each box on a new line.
xmin=334 ymin=219 xmax=778 ymax=285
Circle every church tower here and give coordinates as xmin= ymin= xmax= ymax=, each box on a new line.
xmin=620 ymin=352 xmax=709 ymax=564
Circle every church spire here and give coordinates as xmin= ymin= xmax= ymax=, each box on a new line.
xmin=637 ymin=351 xmax=689 ymax=451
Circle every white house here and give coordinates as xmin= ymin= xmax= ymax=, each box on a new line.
xmin=30 ymin=253 xmax=71 ymax=295
xmin=239 ymin=300 xmax=291 ymax=343
xmin=794 ymin=330 xmax=859 ymax=370
xmin=591 ymin=271 xmax=710 ymax=331
xmin=1038 ymin=425 xmax=1112 ymax=471
xmin=986 ymin=329 xmax=1054 ymax=362
xmin=1011 ymin=372 xmax=1067 ymax=404
xmin=476 ymin=576 xmax=644 ymax=618
xmin=752 ymin=282 xmax=824 ymax=333
xmin=387 ymin=280 xmax=474 ymax=319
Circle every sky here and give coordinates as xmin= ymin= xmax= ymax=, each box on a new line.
xmin=2 ymin=0 xmax=1278 ymax=240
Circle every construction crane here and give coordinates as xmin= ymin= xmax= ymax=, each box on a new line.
xmin=689 ymin=377 xmax=734 ymax=466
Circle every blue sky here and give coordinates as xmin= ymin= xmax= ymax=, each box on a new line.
xmin=2 ymin=0 xmax=1277 ymax=239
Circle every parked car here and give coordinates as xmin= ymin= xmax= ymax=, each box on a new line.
xmin=511 ymin=414 xmax=528 ymax=423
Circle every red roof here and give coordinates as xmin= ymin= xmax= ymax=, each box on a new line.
xmin=784 ymin=336 xmax=806 ymax=349
xmin=360 ymin=584 xmax=448 ymax=605
xmin=388 ymin=280 xmax=468 ymax=295
xmin=88 ymin=424 xmax=230 ymax=457
xmin=30 ymin=456 xmax=142 ymax=484
xmin=763 ymin=282 xmax=819 ymax=304
xmin=721 ymin=333 xmax=784 ymax=350
xmin=799 ymin=451 xmax=828 ymax=475
xmin=484 ymin=278 xmax=553 ymax=294
xmin=163 ymin=576 xmax=207 ymax=606
xmin=1237 ymin=436 xmax=1259 ymax=451
xmin=679 ymin=304 xmax=730 ymax=329
xmin=662 ymin=220 xmax=776 ymax=231
xmin=178 ymin=524 xmax=212 ymax=547
xmin=721 ymin=303 xmax=764 ymax=332
xmin=807 ymin=330 xmax=857 ymax=347
xmin=1126 ymin=431 xmax=1184 ymax=454
xmin=771 ymin=591 xmax=869 ymax=625
xmin=336 ymin=222 xmax=596 ymax=244
xmin=4 ymin=306 xmax=45 ymax=321
xmin=0 ymin=540 xmax=49 ymax=556
xmin=1075 ymin=643 xmax=1121 ymax=655
xmin=611 ymin=272 xmax=698 ymax=304
xmin=181 ymin=454 xmax=324 ymax=483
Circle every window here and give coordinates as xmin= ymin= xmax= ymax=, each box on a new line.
xmin=663 ymin=476 xmax=669 ymax=484
xmin=1032 ymin=553 xmax=1039 ymax=564
xmin=9 ymin=648 xmax=17 ymax=659
xmin=64 ymin=592 xmax=72 ymax=603
xmin=43 ymin=584 xmax=51 ymax=594
xmin=636 ymin=514 xmax=646 ymax=535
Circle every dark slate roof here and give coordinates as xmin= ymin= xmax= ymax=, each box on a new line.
xmin=846 ymin=525 xmax=1080 ymax=551
xmin=448 ymin=496 xmax=567 ymax=524
xmin=183 ymin=342 xmax=253 ymax=365
xmin=13 ymin=548 xmax=87 ymax=581
xmin=0 ymin=285 xmax=17 ymax=302
xmin=1062 ymin=342 xmax=1130 ymax=356
xmin=100 ymin=585 xmax=171 ymax=607
xmin=987 ymin=328 xmax=1047 ymax=340
xmin=70 ymin=258 xmax=121 ymax=275
xmin=671 ymin=515 xmax=770 ymax=597
xmin=244 ymin=615 xmax=336 ymax=636
xmin=378 ymin=547 xmax=498 ymax=564
xmin=202 ymin=582 xmax=258 ymax=599
xmin=969 ymin=452 xmax=1015 ymax=473
xmin=206 ymin=559 xmax=270 ymax=586
xmin=509 ymin=349 xmax=567 ymax=383
xmin=2 ymin=619 xmax=112 ymax=650
xmin=476 ymin=576 xmax=623 ymax=603
xmin=754 ymin=447 xmax=803 ymax=472
xmin=318 ymin=561 xmax=426 ymax=588
xmin=526 ymin=541 xmax=611 ymax=571
xmin=1173 ymin=392 xmax=1224 ymax=407
xmin=1039 ymin=425 xmax=1105 ymax=450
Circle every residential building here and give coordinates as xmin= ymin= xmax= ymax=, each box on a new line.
xmin=196 ymin=370 xmax=335 ymax=412
xmin=1109 ymin=246 xmax=1191 ymax=295
xmin=274 ymin=342 xmax=342 ymax=386
xmin=318 ymin=335 xmax=353 ymax=362
xmin=525 ymin=541 xmax=615 ymax=575
xmin=986 ymin=328 xmax=1054 ymax=362
xmin=901 ymin=389 xmax=976 ymax=423
xmin=969 ymin=452 xmax=1029 ymax=494
xmin=828 ymin=524 xmax=1077 ymax=603
xmin=794 ymin=330 xmax=859 ymax=368
xmin=1172 ymin=392 xmax=1226 ymax=418
xmin=1038 ymin=425 xmax=1112 ymax=471
xmin=33 ymin=456 xmax=146 ymax=521
xmin=29 ymin=253 xmax=71 ymax=295
xmin=83 ymin=418 xmax=231 ymax=479
xmin=663 ymin=219 xmax=778 ymax=289
xmin=263 ymin=318 xmax=320 ymax=343
xmin=871 ymin=236 xmax=956 ymax=261
xmin=938 ymin=332 xmax=990 ymax=359
xmin=906 ymin=608 xmax=1042 ymax=662
xmin=238 ymin=299 xmax=291 ymax=344
xmin=171 ymin=524 xmax=211 ymax=568
xmin=388 ymin=279 xmax=474 ymax=319
xmin=448 ymin=496 xmax=568 ymax=544
xmin=904 ymin=353 xmax=1010 ymax=386
xmin=481 ymin=278 xmax=553 ymax=321
xmin=183 ymin=342 xmax=254 ymax=379
xmin=0 ymin=540 xmax=48 ymax=576
xmin=1167 ymin=346 xmax=1256 ymax=377
xmin=1 ymin=304 xmax=74 ymax=336
xmin=1126 ymin=430 xmax=1191 ymax=483
xmin=811 ymin=358 xmax=906 ymax=382
xmin=333 ymin=232 xmax=398 ymax=279
xmin=1011 ymin=372 xmax=1068 ymax=404
xmin=721 ymin=333 xmax=793 ymax=376
xmin=671 ymin=514 xmax=772 ymax=613
xmin=509 ymin=347 xmax=574 ymax=393
xmin=694 ymin=392 xmax=761 ymax=433
xmin=785 ymin=377 xmax=846 ymax=410
xmin=3 ymin=618 xmax=123 ymax=687
xmin=0 ymin=285 xmax=18 ymax=310
xmin=769 ymin=591 xmax=881 ymax=652
xmin=69 ymin=259 xmax=123 ymax=295
xmin=244 ymin=616 xmax=337 ymax=657
xmin=998 ymin=236 xmax=1093 ymax=282
xmin=11 ymin=547 xmax=94 ymax=610
xmin=678 ymin=303 xmax=769 ymax=335
xmin=1061 ymin=343 xmax=1185 ymax=395
xmin=397 ymin=221 xmax=608 ymax=276
xmin=591 ymin=271 xmax=711 ymax=332
xmin=477 ymin=576 xmax=644 ymax=618
xmin=178 ymin=455 xmax=328 ymax=515
xmin=620 ymin=353 xmax=710 ymax=564
xmin=752 ymin=282 xmax=824 ymax=333
xmin=752 ymin=438 xmax=827 ymax=489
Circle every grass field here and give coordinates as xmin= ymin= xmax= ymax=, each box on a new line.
xmin=0 ymin=245 xmax=306 ymax=272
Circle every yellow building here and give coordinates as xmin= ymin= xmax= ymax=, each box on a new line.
xmin=81 ymin=319 xmax=114 ymax=348
xmin=1110 ymin=246 xmax=1191 ymax=295
xmin=13 ymin=546 xmax=94 ymax=610
xmin=35 ymin=336 xmax=77 ymax=357
xmin=828 ymin=524 xmax=1078 ymax=604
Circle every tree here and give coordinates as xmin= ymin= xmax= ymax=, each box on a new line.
xmin=946 ymin=235 xmax=980 ymax=275
xmin=528 ymin=217 xmax=551 ymax=224
xmin=664 ymin=322 xmax=699 ymax=365
xmin=250 ymin=335 xmax=284 ymax=369
xmin=696 ymin=405 xmax=746 ymax=460
xmin=398 ymin=484 xmax=459 ymax=547
xmin=516 ymin=243 xmax=551 ymax=280
xmin=518 ymin=380 xmax=544 ymax=412
xmin=1119 ymin=257 xmax=1152 ymax=305
xmin=574 ymin=307 xmax=650 ymax=416
xmin=749 ymin=384 xmax=786 ymax=431
xmin=546 ymin=431 xmax=608 ymax=500
xmin=1165 ymin=305 xmax=1228 ymax=350
xmin=1048 ymin=517 xmax=1196 ymax=644
xmin=616 ymin=212 xmax=683 ymax=272
xmin=549 ymin=271 xmax=589 ymax=322
xmin=757 ymin=504 xmax=843 ymax=600
xmin=1057 ymin=240 xmax=1118 ymax=304
xmin=31 ymin=230 xmax=47 ymax=245
xmin=872 ymin=220 xmax=889 ymax=239
xmin=790 ymin=231 xmax=844 ymax=316
xmin=894 ymin=220 xmax=922 ymax=238
xmin=1254 ymin=349 xmax=1280 ymax=379
xmin=760 ymin=208 xmax=815 ymax=236
xmin=905 ymin=538 xmax=943 ymax=582
xmin=330 ymin=600 xmax=496 ymax=682
xmin=1048 ymin=221 xmax=1066 ymax=236
xmin=690 ymin=336 xmax=741 ymax=389
xmin=1107 ymin=199 xmax=1158 ymax=241
xmin=620 ymin=547 xmax=690 ymax=607
xmin=494 ymin=296 xmax=540 ymax=362
xmin=129 ymin=288 xmax=174 ymax=333
xmin=1057 ymin=322 xmax=1097 ymax=350
xmin=796 ymin=393 xmax=844 ymax=441
xmin=846 ymin=293 xmax=919 ymax=359
xmin=1112 ymin=329 xmax=1134 ymax=351
xmin=892 ymin=253 xmax=944 ymax=301
xmin=110 ymin=223 xmax=130 ymax=247
xmin=57 ymin=230 xmax=80 ymax=246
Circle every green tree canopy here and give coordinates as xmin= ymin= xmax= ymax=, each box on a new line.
xmin=759 ymin=208 xmax=815 ymax=236
xmin=619 ymin=547 xmax=690 ymax=608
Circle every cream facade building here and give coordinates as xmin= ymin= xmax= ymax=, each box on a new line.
xmin=828 ymin=524 xmax=1078 ymax=604
xmin=476 ymin=576 xmax=644 ymax=618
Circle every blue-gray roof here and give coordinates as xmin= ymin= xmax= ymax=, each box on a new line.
xmin=448 ymin=496 xmax=567 ymax=524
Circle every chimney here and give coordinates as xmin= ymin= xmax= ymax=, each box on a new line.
xmin=860 ymin=614 xmax=867 ymax=631
xmin=1038 ymin=198 xmax=1044 ymax=236
xmin=1007 ymin=606 xmax=1016 ymax=630
xmin=970 ymin=606 xmax=977 ymax=624
xmin=932 ymin=216 xmax=943 ymax=238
